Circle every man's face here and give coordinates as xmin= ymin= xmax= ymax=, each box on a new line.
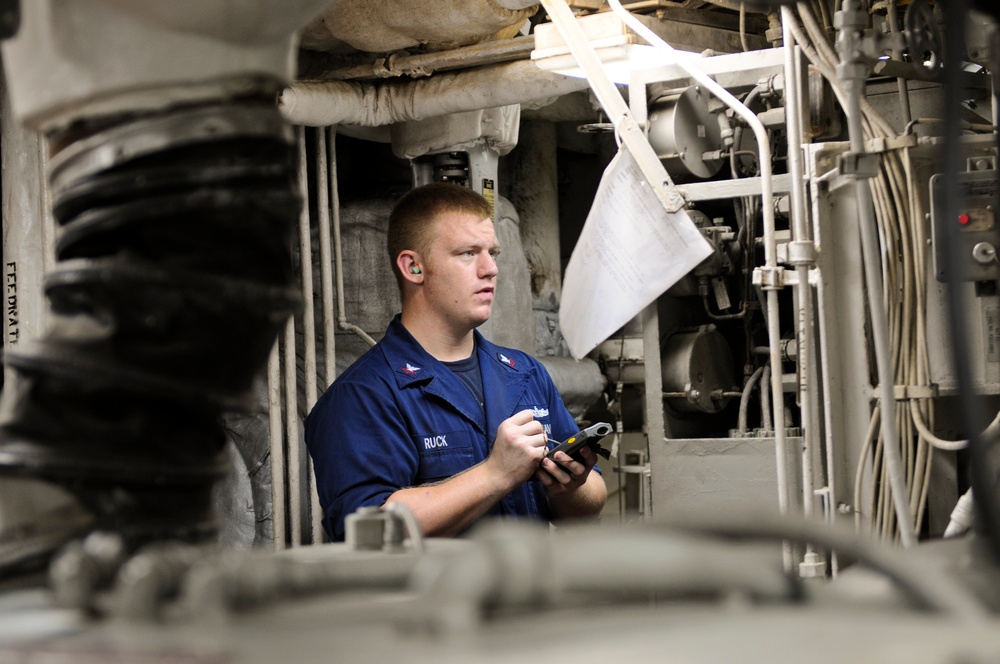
xmin=420 ymin=210 xmax=499 ymax=332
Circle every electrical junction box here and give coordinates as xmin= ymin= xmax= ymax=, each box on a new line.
xmin=930 ymin=168 xmax=999 ymax=283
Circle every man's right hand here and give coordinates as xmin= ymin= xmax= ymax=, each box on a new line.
xmin=485 ymin=409 xmax=548 ymax=486
xmin=385 ymin=409 xmax=549 ymax=537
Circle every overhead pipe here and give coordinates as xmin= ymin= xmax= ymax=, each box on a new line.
xmin=493 ymin=0 xmax=540 ymax=8
xmin=326 ymin=35 xmax=536 ymax=80
xmin=279 ymin=60 xmax=590 ymax=127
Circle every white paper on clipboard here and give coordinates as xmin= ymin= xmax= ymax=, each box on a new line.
xmin=560 ymin=148 xmax=714 ymax=359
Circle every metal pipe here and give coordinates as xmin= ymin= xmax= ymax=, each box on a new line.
xmin=267 ymin=342 xmax=286 ymax=551
xmin=318 ymin=127 xmax=337 ymax=382
xmin=643 ymin=303 xmax=670 ymax=459
xmin=279 ymin=60 xmax=589 ymax=127
xmin=782 ymin=11 xmax=824 ymax=528
xmin=836 ymin=0 xmax=915 ymax=547
xmin=283 ymin=130 xmax=309 ymax=547
xmin=299 ymin=126 xmax=323 ymax=545
xmin=330 ymin=140 xmax=377 ymax=349
xmin=283 ymin=317 xmax=301 ymax=547
xmin=298 ymin=126 xmax=318 ymax=440
xmin=885 ymin=0 xmax=912 ymax=126
xmin=311 ymin=126 xmax=335 ymax=545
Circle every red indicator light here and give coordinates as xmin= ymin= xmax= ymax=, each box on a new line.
xmin=958 ymin=213 xmax=971 ymax=225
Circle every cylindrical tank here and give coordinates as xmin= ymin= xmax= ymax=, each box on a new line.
xmin=661 ymin=325 xmax=735 ymax=414
xmin=647 ymin=86 xmax=725 ymax=180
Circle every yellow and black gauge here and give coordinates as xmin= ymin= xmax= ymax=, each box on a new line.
xmin=546 ymin=422 xmax=613 ymax=464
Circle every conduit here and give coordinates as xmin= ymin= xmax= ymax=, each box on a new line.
xmin=267 ymin=343 xmax=286 ymax=551
xmin=284 ymin=313 xmax=301 ymax=546
xmin=316 ymin=127 xmax=337 ymax=382
xmin=284 ymin=131 xmax=309 ymax=548
xmin=782 ymin=15 xmax=819 ymax=523
xmin=311 ymin=126 xmax=334 ymax=544
xmin=278 ymin=60 xmax=590 ymax=127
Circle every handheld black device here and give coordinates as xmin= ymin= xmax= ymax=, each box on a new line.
xmin=546 ymin=422 xmax=613 ymax=463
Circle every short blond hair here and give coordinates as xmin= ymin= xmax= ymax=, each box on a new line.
xmin=386 ymin=183 xmax=492 ymax=289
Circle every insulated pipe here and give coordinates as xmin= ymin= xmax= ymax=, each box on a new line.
xmin=836 ymin=0 xmax=915 ymax=548
xmin=493 ymin=0 xmax=540 ymax=8
xmin=279 ymin=61 xmax=590 ymax=127
xmin=505 ymin=120 xmax=562 ymax=305
xmin=603 ymin=0 xmax=793 ymax=566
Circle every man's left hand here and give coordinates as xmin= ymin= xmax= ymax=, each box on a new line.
xmin=535 ymin=445 xmax=598 ymax=497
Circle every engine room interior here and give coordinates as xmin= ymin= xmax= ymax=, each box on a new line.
xmin=2 ymin=0 xmax=1000 ymax=661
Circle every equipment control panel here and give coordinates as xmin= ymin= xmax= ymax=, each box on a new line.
xmin=931 ymin=168 xmax=999 ymax=282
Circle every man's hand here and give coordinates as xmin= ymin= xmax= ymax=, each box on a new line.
xmin=484 ymin=409 xmax=548 ymax=486
xmin=536 ymin=444 xmax=599 ymax=497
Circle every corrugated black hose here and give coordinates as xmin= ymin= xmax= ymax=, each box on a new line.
xmin=0 ymin=100 xmax=301 ymax=562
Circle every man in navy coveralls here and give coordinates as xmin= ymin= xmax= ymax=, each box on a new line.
xmin=306 ymin=183 xmax=606 ymax=541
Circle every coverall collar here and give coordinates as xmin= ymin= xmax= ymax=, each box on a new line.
xmin=379 ymin=315 xmax=531 ymax=438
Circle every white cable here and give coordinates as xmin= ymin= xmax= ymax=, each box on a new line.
xmin=944 ymin=488 xmax=976 ymax=538
xmin=910 ymin=400 xmax=1000 ymax=452
xmin=854 ymin=405 xmax=880 ymax=533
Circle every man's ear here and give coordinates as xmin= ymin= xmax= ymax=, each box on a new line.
xmin=397 ymin=251 xmax=423 ymax=284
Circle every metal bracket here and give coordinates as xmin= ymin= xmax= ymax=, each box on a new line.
xmin=868 ymin=384 xmax=940 ymax=400
xmin=866 ymin=134 xmax=919 ymax=154
xmin=891 ymin=384 xmax=939 ymax=400
xmin=752 ymin=265 xmax=787 ymax=290
xmin=838 ymin=151 xmax=880 ymax=179
xmin=787 ymin=240 xmax=818 ymax=267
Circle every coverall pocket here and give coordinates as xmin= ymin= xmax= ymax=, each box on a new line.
xmin=415 ymin=430 xmax=475 ymax=483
